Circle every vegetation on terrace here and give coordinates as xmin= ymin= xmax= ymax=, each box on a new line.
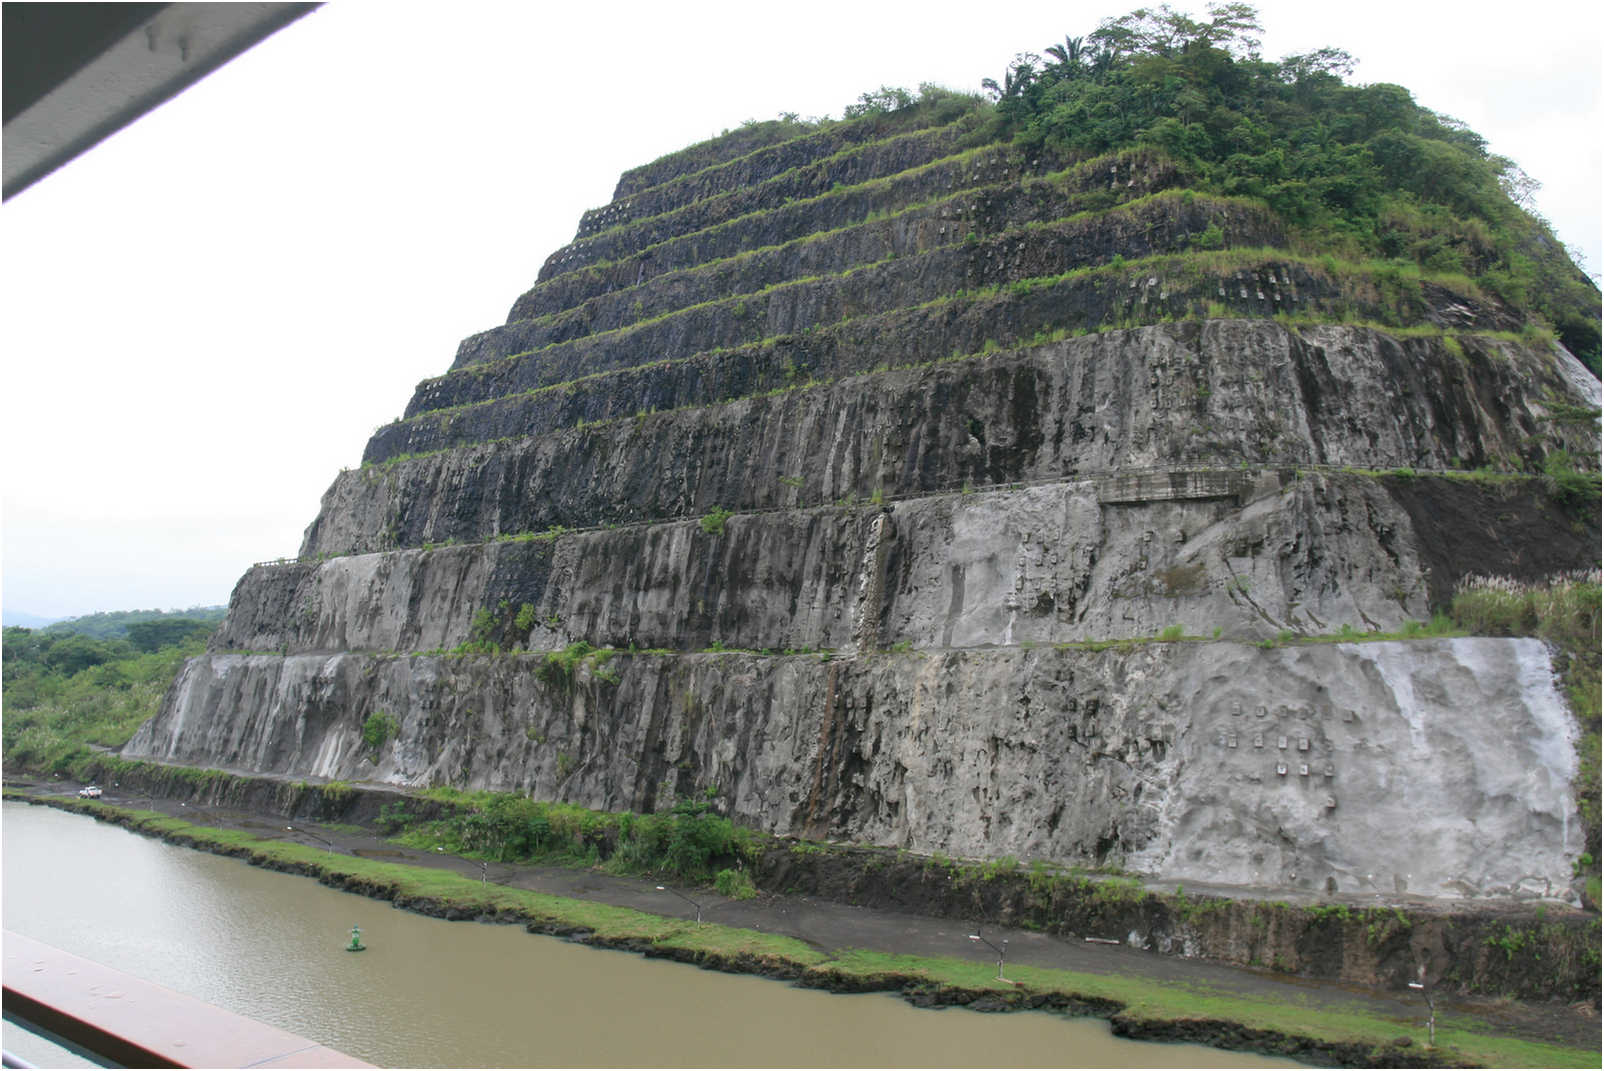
xmin=516 ymin=6 xmax=1598 ymax=388
xmin=506 ymin=149 xmax=1190 ymax=342
xmin=969 ymin=3 xmax=1598 ymax=370
xmin=611 ymin=84 xmax=983 ymax=201
xmin=380 ymin=788 xmax=756 ymax=886
xmin=349 ymin=7 xmax=1599 ymax=569
xmin=568 ymin=113 xmax=980 ymax=254
xmin=416 ymin=189 xmax=1278 ymax=414
xmin=382 ymin=13 xmax=1599 ymax=541
xmin=512 ymin=130 xmax=1079 ymax=326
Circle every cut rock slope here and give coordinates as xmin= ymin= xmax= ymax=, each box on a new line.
xmin=128 ymin=100 xmax=1601 ymax=904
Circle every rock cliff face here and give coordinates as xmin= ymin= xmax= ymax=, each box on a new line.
xmin=128 ymin=100 xmax=1600 ymax=902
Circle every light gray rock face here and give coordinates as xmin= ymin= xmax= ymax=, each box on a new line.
xmin=220 ymin=470 xmax=1588 ymax=656
xmin=125 ymin=638 xmax=1578 ymax=901
xmin=1126 ymin=638 xmax=1580 ymax=897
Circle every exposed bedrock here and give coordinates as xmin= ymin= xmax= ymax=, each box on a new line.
xmin=125 ymin=639 xmax=1580 ymax=902
xmin=514 ymin=149 xmax=1179 ymax=325
xmin=319 ymin=322 xmax=1596 ymax=556
xmin=577 ymin=118 xmax=975 ymax=238
xmin=534 ymin=120 xmax=980 ymax=287
xmin=413 ymin=258 xmax=1359 ymax=421
xmin=610 ymin=118 xmax=859 ymax=202
xmin=473 ymin=193 xmax=1273 ymax=368
xmin=130 ymin=87 xmax=1602 ymax=934
xmin=452 ymin=194 xmax=1276 ymax=383
xmin=229 ymin=474 xmax=1595 ymax=657
xmin=607 ymin=105 xmax=993 ymax=203
xmin=422 ymin=255 xmax=1515 ymax=419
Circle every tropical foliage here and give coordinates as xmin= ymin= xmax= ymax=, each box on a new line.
xmin=964 ymin=3 xmax=1600 ymax=370
xmin=2 ymin=623 xmax=212 ymax=773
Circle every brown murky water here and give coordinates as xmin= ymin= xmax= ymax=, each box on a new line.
xmin=1 ymin=802 xmax=1302 ymax=1067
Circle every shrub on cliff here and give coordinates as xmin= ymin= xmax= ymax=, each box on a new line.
xmin=361 ymin=710 xmax=399 ymax=754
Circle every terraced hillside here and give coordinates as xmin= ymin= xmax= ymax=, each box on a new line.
xmin=129 ymin=88 xmax=1600 ymax=904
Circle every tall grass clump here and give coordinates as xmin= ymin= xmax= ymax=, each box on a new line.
xmin=388 ymin=790 xmax=753 ymax=882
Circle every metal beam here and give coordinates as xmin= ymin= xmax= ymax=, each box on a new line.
xmin=3 ymin=2 xmax=321 ymax=200
xmin=3 ymin=931 xmax=371 ymax=1068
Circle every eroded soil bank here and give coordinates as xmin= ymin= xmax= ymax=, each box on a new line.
xmin=749 ymin=839 xmax=1600 ymax=1004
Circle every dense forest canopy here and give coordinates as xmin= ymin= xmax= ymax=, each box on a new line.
xmin=4 ymin=609 xmax=221 ymax=688
xmin=835 ymin=3 xmax=1600 ymax=372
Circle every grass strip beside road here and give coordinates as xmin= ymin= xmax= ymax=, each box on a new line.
xmin=831 ymin=950 xmax=1595 ymax=1069
xmin=13 ymin=793 xmax=1596 ymax=1069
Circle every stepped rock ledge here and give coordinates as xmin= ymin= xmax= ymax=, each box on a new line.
xmin=127 ymin=98 xmax=1600 ymax=906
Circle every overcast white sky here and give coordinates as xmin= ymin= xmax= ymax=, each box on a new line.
xmin=2 ymin=0 xmax=1599 ymax=621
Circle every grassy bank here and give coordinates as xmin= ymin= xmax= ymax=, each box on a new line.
xmin=8 ymin=792 xmax=1595 ymax=1069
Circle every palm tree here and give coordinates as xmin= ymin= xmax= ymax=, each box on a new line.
xmin=981 ymin=54 xmax=1040 ymax=103
xmin=1045 ymin=35 xmax=1085 ymax=78
xmin=1089 ymin=46 xmax=1118 ymax=83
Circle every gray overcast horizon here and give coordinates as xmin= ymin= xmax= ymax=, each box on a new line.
xmin=2 ymin=0 xmax=1599 ymax=622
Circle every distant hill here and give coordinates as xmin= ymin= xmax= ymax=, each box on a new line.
xmin=2 ymin=610 xmax=62 ymax=629
xmin=36 ymin=606 xmax=226 ymax=640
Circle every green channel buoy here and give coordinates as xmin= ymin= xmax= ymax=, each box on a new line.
xmin=346 ymin=924 xmax=366 ymax=952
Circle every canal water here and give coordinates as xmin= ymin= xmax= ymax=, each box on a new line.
xmin=1 ymin=802 xmax=1300 ymax=1067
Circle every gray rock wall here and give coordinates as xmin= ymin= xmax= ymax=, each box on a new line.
xmin=532 ymin=120 xmax=983 ymax=293
xmin=126 ymin=638 xmax=1579 ymax=902
xmin=463 ymin=195 xmax=1276 ymax=371
xmin=577 ymin=119 xmax=972 ymax=240
xmin=513 ymin=155 xmax=1196 ymax=338
xmin=232 ymin=472 xmax=1589 ymax=656
xmin=133 ymin=99 xmax=1601 ymax=916
xmin=520 ymin=149 xmax=1179 ymax=322
xmin=315 ymin=322 xmax=1594 ymax=556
